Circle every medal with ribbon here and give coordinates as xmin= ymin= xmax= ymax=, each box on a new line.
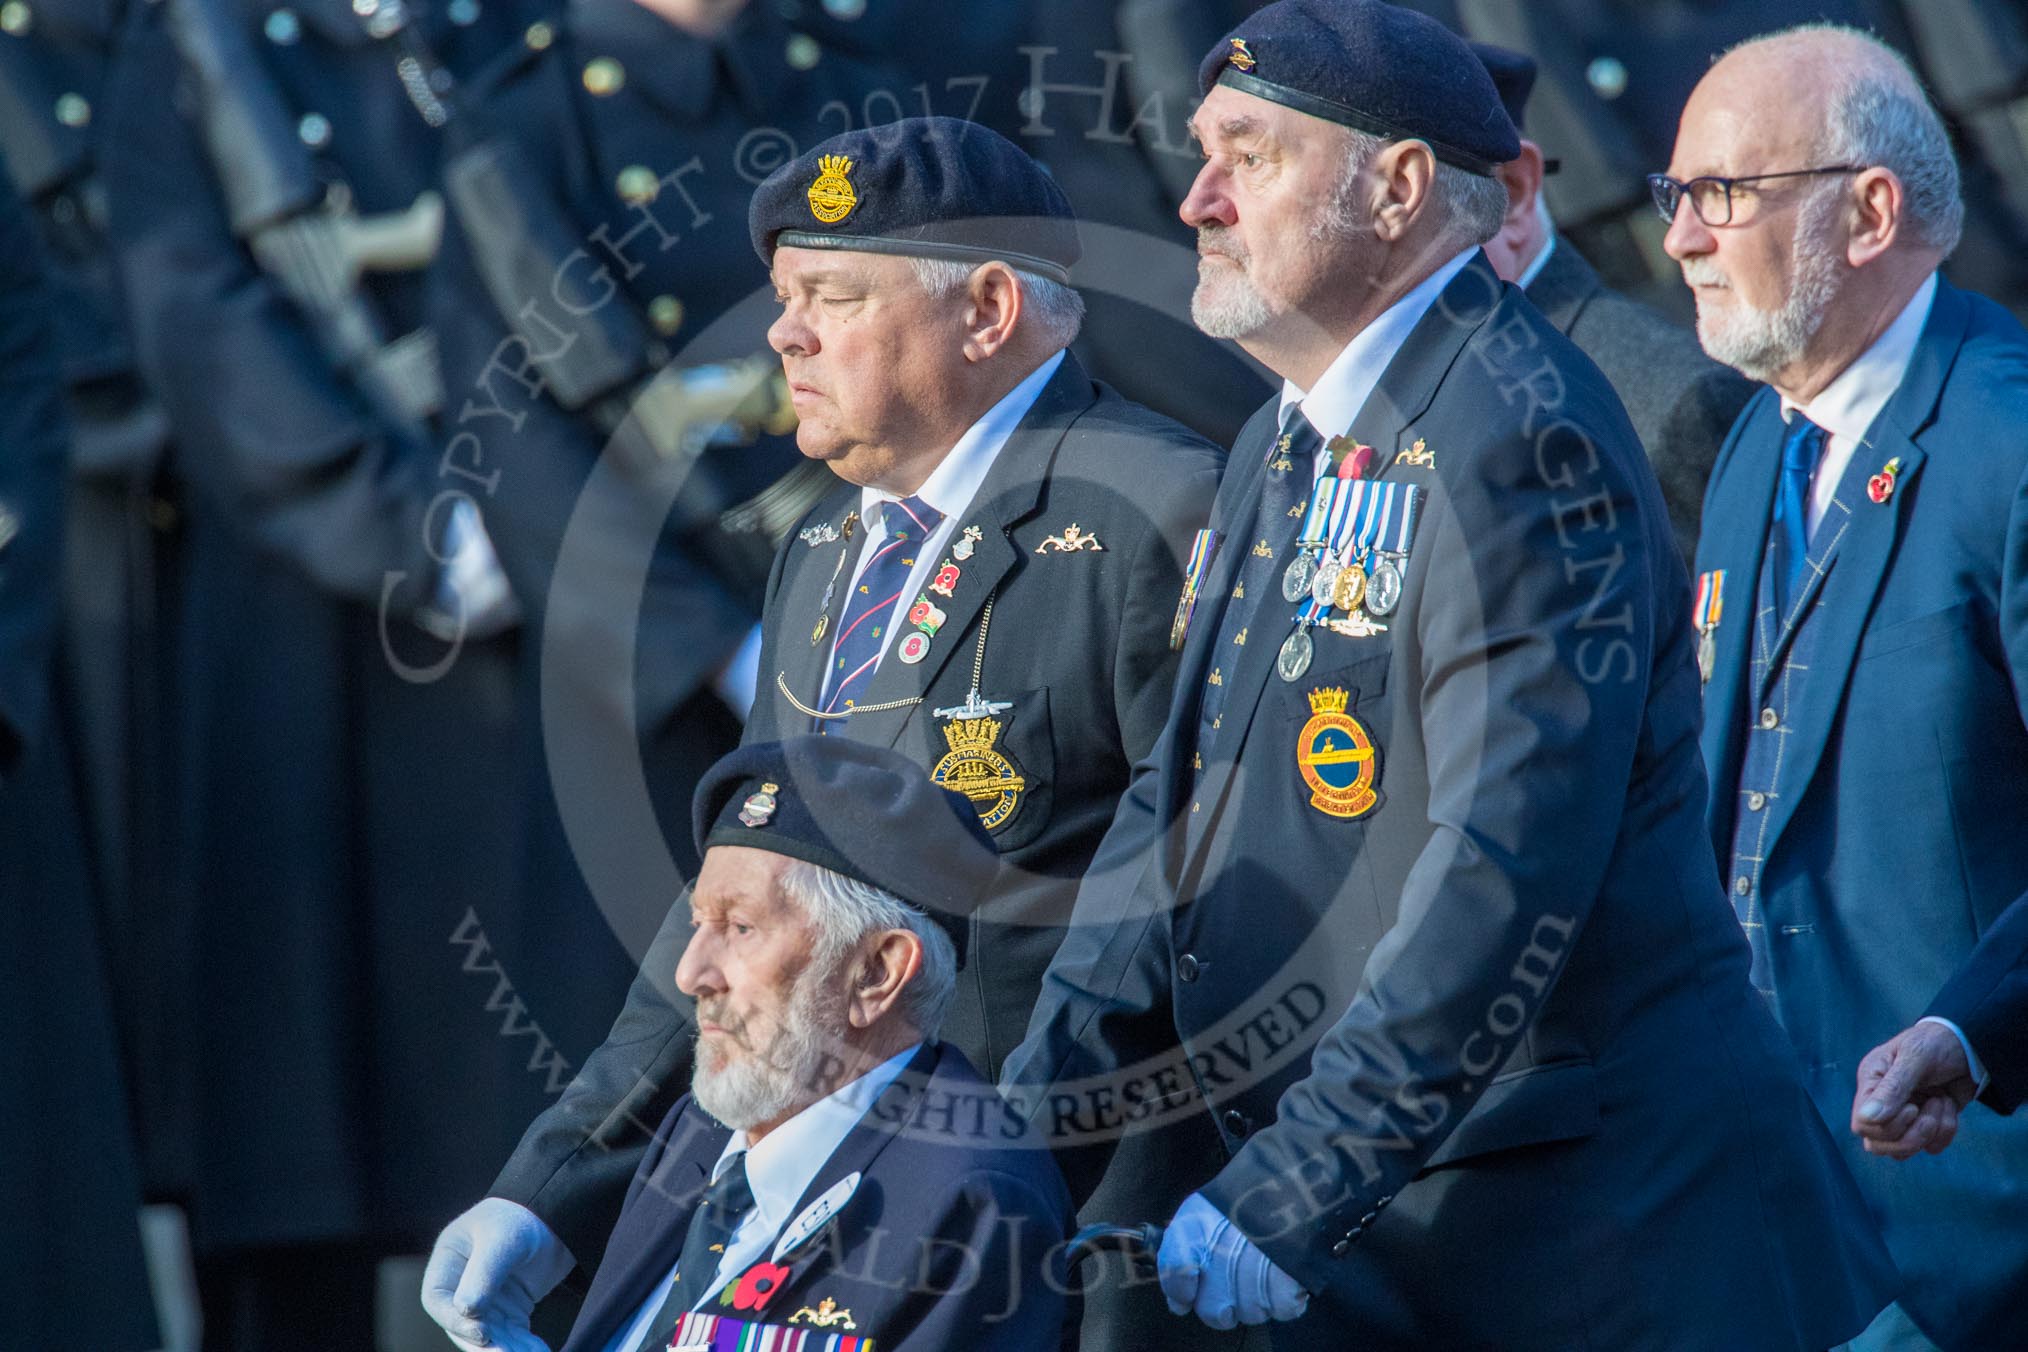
xmin=1279 ymin=481 xmax=1422 ymax=676
xmin=1171 ymin=528 xmax=1221 ymax=651
xmin=1693 ymin=569 xmax=1725 ymax=684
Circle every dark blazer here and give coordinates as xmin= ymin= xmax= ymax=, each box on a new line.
xmin=559 ymin=1042 xmax=1073 ymax=1352
xmin=1696 ymin=276 xmax=2028 ymax=1349
xmin=1004 ymin=254 xmax=1899 ymax=1350
xmin=1931 ymin=894 xmax=2028 ymax=1115
xmin=491 ymin=355 xmax=1224 ymax=1290
xmin=1525 ymin=237 xmax=1753 ymax=564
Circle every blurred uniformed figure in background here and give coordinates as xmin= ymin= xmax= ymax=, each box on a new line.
xmin=1472 ymin=40 xmax=1753 ymax=564
xmin=0 ymin=161 xmax=160 ymax=1352
xmin=0 ymin=0 xmax=191 ymax=1241
xmin=1400 ymin=0 xmax=2028 ymax=322
xmin=424 ymin=0 xmax=911 ymax=1124
xmin=96 ymin=0 xmax=559 ymax=1342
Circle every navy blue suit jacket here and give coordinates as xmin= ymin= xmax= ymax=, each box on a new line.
xmin=1005 ymin=254 xmax=1899 ymax=1350
xmin=560 ymin=1042 xmax=1073 ymax=1352
xmin=1696 ymin=276 xmax=2028 ymax=1349
xmin=1931 ymin=893 xmax=2028 ymax=1115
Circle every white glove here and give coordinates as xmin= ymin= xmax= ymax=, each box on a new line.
xmin=1157 ymin=1192 xmax=1310 ymax=1329
xmin=421 ymin=1197 xmax=576 ymax=1351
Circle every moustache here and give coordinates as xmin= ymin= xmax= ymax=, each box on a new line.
xmin=1197 ymin=227 xmax=1248 ymax=265
xmin=1680 ymin=259 xmax=1730 ymax=289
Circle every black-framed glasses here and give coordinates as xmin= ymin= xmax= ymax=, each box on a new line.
xmin=1647 ymin=166 xmax=1867 ymax=226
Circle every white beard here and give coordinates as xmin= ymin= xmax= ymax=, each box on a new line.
xmin=691 ymin=964 xmax=847 ymax=1132
xmin=1191 ymin=247 xmax=1275 ymax=339
xmin=1688 ymin=190 xmax=1844 ymax=381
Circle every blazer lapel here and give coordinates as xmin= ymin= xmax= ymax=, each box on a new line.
xmin=749 ymin=1043 xmax=943 ymax=1310
xmin=567 ymin=1107 xmax=732 ymax=1352
xmin=841 ymin=358 xmax=1093 ymax=749
xmin=1184 ymin=255 xmax=1499 ymax=867
xmin=1697 ymin=395 xmax=1783 ymax=860
xmin=1757 ymin=281 xmax=1967 ymax=857
xmin=1522 ymin=240 xmax=1604 ymax=332
xmin=770 ymin=486 xmax=865 ymax=732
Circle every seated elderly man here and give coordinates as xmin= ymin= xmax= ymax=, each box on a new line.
xmin=557 ymin=736 xmax=1073 ymax=1352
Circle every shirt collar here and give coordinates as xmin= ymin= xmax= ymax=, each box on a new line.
xmin=1277 ymin=247 xmax=1477 ymax=440
xmin=709 ymin=1042 xmax=923 ymax=1239
xmin=1515 ymin=231 xmax=1558 ymax=292
xmin=860 ymin=349 xmax=1065 ymax=531
xmin=1779 ymin=272 xmax=1938 ymax=441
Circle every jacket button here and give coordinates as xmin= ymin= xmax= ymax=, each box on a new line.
xmin=1331 ymin=1238 xmax=1352 ymax=1258
xmin=1177 ymin=953 xmax=1200 ymax=982
xmin=582 ymin=57 xmax=625 ymax=97
xmin=1759 ymin=707 xmax=1779 ymax=730
xmin=1222 ymin=1109 xmax=1250 ymax=1138
xmin=1747 ymin=791 xmax=1767 ymax=811
xmin=1733 ymin=875 xmax=1751 ymax=896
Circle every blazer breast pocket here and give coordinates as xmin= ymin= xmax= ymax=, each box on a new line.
xmin=1281 ymin=650 xmax=1392 ymax=823
xmin=920 ymin=687 xmax=1056 ymax=853
xmin=1855 ymin=600 xmax=1980 ymax=665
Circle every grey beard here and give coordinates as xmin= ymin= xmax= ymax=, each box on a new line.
xmin=1191 ymin=257 xmax=1275 ymax=339
xmin=1692 ymin=193 xmax=1843 ymax=382
xmin=691 ymin=966 xmax=847 ymax=1132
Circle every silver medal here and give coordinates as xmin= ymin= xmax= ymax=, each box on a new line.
xmin=1310 ymin=557 xmax=1343 ymax=609
xmin=1697 ymin=628 xmax=1717 ymax=684
xmin=1281 ymin=551 xmax=1317 ymax=603
xmin=1276 ymin=627 xmax=1314 ymax=682
xmin=1365 ymin=558 xmax=1403 ymax=617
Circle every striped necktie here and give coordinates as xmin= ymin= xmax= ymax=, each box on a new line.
xmin=631 ymin=1154 xmax=756 ymax=1351
xmin=821 ymin=494 xmax=943 ymax=721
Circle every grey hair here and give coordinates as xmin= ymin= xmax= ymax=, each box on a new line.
xmin=1738 ymin=24 xmax=1963 ymax=256
xmin=1333 ymin=129 xmax=1509 ymax=249
xmin=906 ymin=256 xmax=1086 ymax=347
xmin=779 ymin=859 xmax=958 ymax=1038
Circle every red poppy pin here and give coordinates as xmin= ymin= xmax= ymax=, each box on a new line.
xmin=1325 ymin=436 xmax=1377 ymax=480
xmin=720 ymin=1260 xmax=793 ymax=1313
xmin=1867 ymin=456 xmax=1903 ymax=505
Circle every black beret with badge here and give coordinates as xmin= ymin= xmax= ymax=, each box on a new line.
xmin=692 ymin=736 xmax=1000 ymax=966
xmin=1197 ymin=0 xmax=1520 ymax=177
xmin=747 ymin=116 xmax=1081 ymax=283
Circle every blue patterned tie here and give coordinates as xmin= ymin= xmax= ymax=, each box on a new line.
xmin=1774 ymin=417 xmax=1826 ymax=614
xmin=822 ymin=494 xmax=943 ymax=722
xmin=1196 ymin=411 xmax=1323 ymax=755
xmin=631 ymin=1154 xmax=755 ymax=1351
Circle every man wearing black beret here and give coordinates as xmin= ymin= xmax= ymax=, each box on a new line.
xmin=1002 ymin=0 xmax=1899 ymax=1346
xmin=554 ymin=736 xmax=1073 ymax=1352
xmin=429 ymin=117 xmax=1229 ymax=1351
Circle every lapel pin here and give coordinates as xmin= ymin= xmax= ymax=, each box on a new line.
xmin=774 ymin=1172 xmax=861 ymax=1263
xmin=1394 ymin=438 xmax=1434 ymax=469
xmin=951 ymin=524 xmax=983 ymax=561
xmin=928 ymin=561 xmax=961 ymax=596
xmin=1867 ymin=456 xmax=1903 ymax=505
xmin=1036 ymin=523 xmax=1105 ymax=553
xmin=789 ymin=1296 xmax=859 ymax=1330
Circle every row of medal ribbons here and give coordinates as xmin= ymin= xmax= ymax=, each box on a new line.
xmin=1277 ymin=477 xmax=1422 ymax=683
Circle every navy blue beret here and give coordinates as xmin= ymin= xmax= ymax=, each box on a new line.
xmin=692 ymin=736 xmax=1000 ymax=967
xmin=748 ymin=116 xmax=1080 ymax=283
xmin=1471 ymin=42 xmax=1537 ymax=134
xmin=1197 ymin=0 xmax=1519 ymax=177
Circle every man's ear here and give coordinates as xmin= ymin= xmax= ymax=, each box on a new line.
xmin=845 ymin=928 xmax=924 ymax=1028
xmin=1373 ymin=139 xmax=1439 ymax=243
xmin=1848 ymin=166 xmax=1906 ymax=269
xmin=962 ymin=262 xmax=1023 ymax=362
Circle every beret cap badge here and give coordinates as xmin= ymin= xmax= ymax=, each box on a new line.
xmin=1227 ymin=38 xmax=1257 ymax=72
xmin=807 ymin=154 xmax=858 ymax=225
xmin=738 ymin=782 xmax=781 ymax=827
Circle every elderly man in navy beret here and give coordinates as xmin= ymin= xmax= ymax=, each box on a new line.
xmin=551 ymin=736 xmax=1073 ymax=1352
xmin=426 ymin=118 xmax=1228 ymax=1352
xmin=1001 ymin=1 xmax=1899 ymax=1346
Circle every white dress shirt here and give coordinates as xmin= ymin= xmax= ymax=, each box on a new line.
xmin=1778 ymin=272 xmax=1937 ymax=534
xmin=1276 ymin=247 xmax=1476 ymax=468
xmin=818 ymin=349 xmax=1064 ymax=707
xmin=600 ymin=1043 xmax=923 ymax=1352
xmin=1514 ymin=226 xmax=1558 ymax=292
